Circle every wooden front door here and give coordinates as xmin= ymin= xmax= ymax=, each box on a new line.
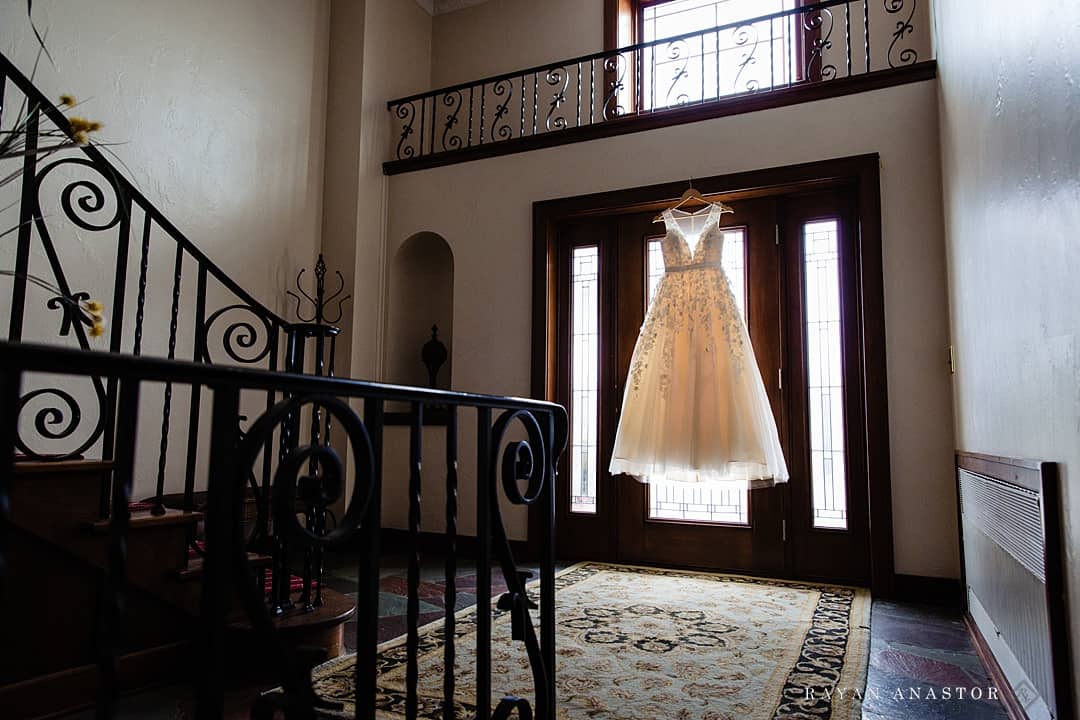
xmin=550 ymin=183 xmax=872 ymax=586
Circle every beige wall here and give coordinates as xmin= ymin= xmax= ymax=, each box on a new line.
xmin=383 ymin=80 xmax=958 ymax=576
xmin=934 ymin=0 xmax=1080 ymax=691
xmin=0 ymin=1 xmax=329 ymax=499
xmin=430 ymin=0 xmax=603 ymax=88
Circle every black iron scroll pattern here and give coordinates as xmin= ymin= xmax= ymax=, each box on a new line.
xmin=441 ymin=90 xmax=465 ymax=152
xmin=17 ymin=156 xmax=122 ymax=459
xmin=545 ymin=66 xmax=569 ymax=131
xmin=200 ymin=304 xmax=275 ymax=366
xmin=488 ymin=409 xmax=554 ymax=720
xmin=732 ymin=24 xmax=761 ymax=93
xmin=602 ymin=53 xmax=627 ymax=120
xmin=490 ymin=79 xmax=514 ymax=143
xmin=804 ymin=8 xmax=838 ymax=81
xmin=237 ymin=394 xmax=377 ymax=718
xmin=287 ymin=254 xmax=350 ymax=326
xmin=665 ymin=39 xmax=692 ymax=106
xmin=884 ymin=0 xmax=918 ymax=67
xmin=395 ymin=101 xmax=418 ymax=160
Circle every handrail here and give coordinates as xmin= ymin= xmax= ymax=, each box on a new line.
xmin=0 ymin=340 xmax=561 ymax=412
xmin=387 ymin=0 xmax=854 ymax=107
xmin=0 ymin=52 xmax=286 ymax=326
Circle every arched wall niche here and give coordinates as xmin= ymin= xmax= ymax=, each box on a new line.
xmin=387 ymin=231 xmax=454 ymax=390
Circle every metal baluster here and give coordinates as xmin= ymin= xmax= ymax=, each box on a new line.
xmin=788 ymin=10 xmax=794 ymax=85
xmin=96 ymin=379 xmax=140 ymax=719
xmin=183 ymin=265 xmax=207 ymax=519
xmin=636 ymin=44 xmax=643 ymax=113
xmin=102 ymin=194 xmax=133 ymax=472
xmin=442 ymin=406 xmax=459 ymax=720
xmin=652 ymin=44 xmax=657 ymax=111
xmin=196 ymin=384 xmax=242 ymax=718
xmin=0 ymin=75 xmax=6 ymax=128
xmin=576 ymin=62 xmax=581 ymax=127
xmin=0 ymin=369 xmax=23 ymax=596
xmin=864 ymin=0 xmax=870 ymax=72
xmin=356 ymin=398 xmax=384 ymax=720
xmin=520 ymin=75 xmax=526 ymax=138
xmin=153 ymin=244 xmax=184 ymax=516
xmin=700 ymin=33 xmax=705 ymax=104
xmin=419 ymin=96 xmax=427 ymax=157
xmin=406 ymin=402 xmax=424 ymax=719
xmin=532 ymin=72 xmax=538 ymax=134
xmin=132 ymin=214 xmax=152 ymax=355
xmin=8 ymin=103 xmax=38 ymax=342
xmin=846 ymin=2 xmax=852 ymax=77
xmin=541 ymin=410 xmax=558 ymax=720
xmin=479 ymin=83 xmax=486 ymax=145
xmin=429 ymin=95 xmax=437 ymax=158
xmin=590 ymin=59 xmax=595 ymax=124
xmin=467 ymin=86 xmax=474 ymax=148
xmin=475 ymin=407 xmax=492 ymax=720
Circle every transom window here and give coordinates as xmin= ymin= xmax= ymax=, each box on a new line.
xmin=634 ymin=0 xmax=804 ymax=108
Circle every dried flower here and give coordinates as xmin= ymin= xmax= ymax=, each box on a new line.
xmin=72 ymin=130 xmax=88 ymax=145
xmin=88 ymin=322 xmax=106 ymax=338
xmin=85 ymin=299 xmax=104 ymax=314
xmin=59 ymin=94 xmax=76 ymax=107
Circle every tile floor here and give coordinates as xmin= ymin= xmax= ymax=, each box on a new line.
xmin=69 ymin=552 xmax=1011 ymax=719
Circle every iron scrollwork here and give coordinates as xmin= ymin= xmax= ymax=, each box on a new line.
xmin=732 ymin=24 xmax=761 ymax=93
xmin=665 ymin=39 xmax=692 ymax=107
xmin=14 ymin=382 xmax=105 ymax=460
xmin=490 ymin=78 xmax=514 ymax=142
xmin=545 ymin=66 xmax=569 ymax=131
xmin=201 ymin=304 xmax=275 ymax=365
xmin=602 ymin=53 xmax=627 ymax=120
xmin=394 ymin=101 xmax=418 ymax=160
xmin=441 ymin=90 xmax=465 ymax=152
xmin=487 ymin=408 xmax=555 ymax=720
xmin=803 ymin=8 xmax=838 ymax=81
xmin=884 ymin=0 xmax=919 ymax=67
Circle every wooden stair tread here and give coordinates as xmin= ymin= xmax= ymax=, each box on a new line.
xmin=90 ymin=508 xmax=203 ymax=534
xmin=14 ymin=458 xmax=113 ymax=474
xmin=177 ymin=552 xmax=273 ymax=581
xmin=229 ymin=587 xmax=356 ymax=632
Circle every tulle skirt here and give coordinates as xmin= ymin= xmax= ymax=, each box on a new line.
xmin=609 ymin=265 xmax=789 ymax=489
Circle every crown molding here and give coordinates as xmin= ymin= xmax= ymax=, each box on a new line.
xmin=415 ymin=0 xmax=492 ymax=16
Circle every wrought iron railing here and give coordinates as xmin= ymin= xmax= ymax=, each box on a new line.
xmin=0 ymin=341 xmax=567 ymax=717
xmin=0 ymin=50 xmax=357 ymax=610
xmin=387 ymin=0 xmax=924 ymax=165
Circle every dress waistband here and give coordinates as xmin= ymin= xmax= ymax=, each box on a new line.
xmin=664 ymin=262 xmax=722 ymax=273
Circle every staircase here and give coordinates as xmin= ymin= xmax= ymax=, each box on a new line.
xmin=0 ymin=48 xmax=566 ymax=720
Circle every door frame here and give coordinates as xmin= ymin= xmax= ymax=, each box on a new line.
xmin=530 ymin=153 xmax=895 ymax=597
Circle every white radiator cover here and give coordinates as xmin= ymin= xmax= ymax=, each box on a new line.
xmin=959 ymin=467 xmax=1055 ymax=719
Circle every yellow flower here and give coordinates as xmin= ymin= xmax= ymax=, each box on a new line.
xmin=88 ymin=322 xmax=106 ymax=338
xmin=84 ymin=299 xmax=104 ymax=314
xmin=87 ymin=121 xmax=103 ymax=132
xmin=59 ymin=94 xmax=76 ymax=107
xmin=68 ymin=116 xmax=91 ymax=132
xmin=72 ymin=130 xmax=89 ymax=145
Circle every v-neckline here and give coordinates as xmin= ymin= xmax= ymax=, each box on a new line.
xmin=665 ymin=205 xmax=717 ymax=258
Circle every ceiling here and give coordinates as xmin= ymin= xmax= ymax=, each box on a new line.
xmin=413 ymin=0 xmax=492 ymax=16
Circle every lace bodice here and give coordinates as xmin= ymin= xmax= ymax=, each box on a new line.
xmin=661 ymin=205 xmax=725 ymax=269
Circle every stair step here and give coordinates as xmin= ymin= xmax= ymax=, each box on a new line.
xmin=177 ymin=552 xmax=273 ymax=581
xmin=13 ymin=458 xmax=113 ymax=475
xmin=90 ymin=508 xmax=203 ymax=534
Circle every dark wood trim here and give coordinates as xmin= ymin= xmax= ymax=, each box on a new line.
xmin=604 ymin=0 xmax=633 ymax=51
xmin=530 ymin=154 xmax=894 ymax=592
xmin=384 ymin=62 xmax=937 ymax=175
xmin=893 ymin=574 xmax=963 ymax=608
xmin=964 ymin=613 xmax=1028 ymax=720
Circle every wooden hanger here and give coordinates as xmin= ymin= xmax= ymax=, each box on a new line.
xmin=652 ymin=179 xmax=732 ymax=222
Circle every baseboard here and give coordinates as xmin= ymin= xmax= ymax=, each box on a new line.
xmin=964 ymin=612 xmax=1028 ymax=720
xmin=0 ymin=640 xmax=190 ymax=720
xmin=893 ymin=573 xmax=963 ymax=608
xmin=380 ymin=528 xmax=530 ymax=561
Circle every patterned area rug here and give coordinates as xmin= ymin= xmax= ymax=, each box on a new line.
xmin=308 ymin=562 xmax=870 ymax=719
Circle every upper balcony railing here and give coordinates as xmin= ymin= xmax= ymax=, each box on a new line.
xmin=385 ymin=0 xmax=932 ymax=173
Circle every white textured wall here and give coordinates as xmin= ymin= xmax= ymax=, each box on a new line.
xmin=934 ymin=0 xmax=1080 ymax=690
xmin=0 ymin=1 xmax=329 ymax=498
xmin=383 ymin=80 xmax=957 ymax=569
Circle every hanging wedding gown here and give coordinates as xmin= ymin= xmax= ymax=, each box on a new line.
xmin=609 ymin=204 xmax=789 ymax=488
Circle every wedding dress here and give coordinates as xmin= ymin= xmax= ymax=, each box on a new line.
xmin=609 ymin=204 xmax=789 ymax=488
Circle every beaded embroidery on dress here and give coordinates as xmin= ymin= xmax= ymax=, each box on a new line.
xmin=609 ymin=204 xmax=789 ymax=488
